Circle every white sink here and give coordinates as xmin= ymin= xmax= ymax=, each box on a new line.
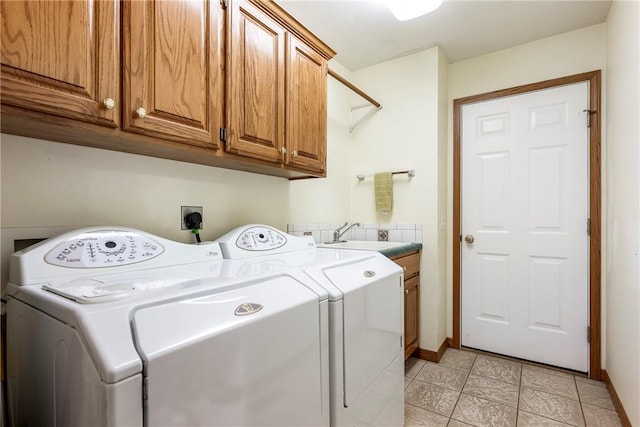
xmin=318 ymin=240 xmax=408 ymax=251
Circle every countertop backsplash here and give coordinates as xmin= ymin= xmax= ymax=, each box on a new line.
xmin=287 ymin=223 xmax=423 ymax=245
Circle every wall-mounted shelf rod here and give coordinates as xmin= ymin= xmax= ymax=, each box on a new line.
xmin=357 ymin=170 xmax=416 ymax=181
xmin=328 ymin=68 xmax=382 ymax=109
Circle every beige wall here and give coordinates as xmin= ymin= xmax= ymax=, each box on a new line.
xmin=604 ymin=0 xmax=640 ymax=424
xmin=446 ymin=23 xmax=607 ymax=349
xmin=351 ymin=47 xmax=449 ymax=352
xmin=288 ymin=60 xmax=352 ymax=223
xmin=292 ymin=47 xmax=450 ymax=352
xmin=0 ymin=134 xmax=290 ymax=242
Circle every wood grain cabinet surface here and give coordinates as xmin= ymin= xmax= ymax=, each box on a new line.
xmin=0 ymin=0 xmax=334 ymax=178
xmin=226 ymin=0 xmax=333 ymax=175
xmin=122 ymin=0 xmax=223 ymax=149
xmin=391 ymin=251 xmax=421 ymax=359
xmin=1 ymin=0 xmax=119 ymax=127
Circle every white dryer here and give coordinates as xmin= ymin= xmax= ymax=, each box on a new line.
xmin=215 ymin=225 xmax=405 ymax=427
xmin=6 ymin=227 xmax=329 ymax=426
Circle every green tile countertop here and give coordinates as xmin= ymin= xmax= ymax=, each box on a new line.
xmin=379 ymin=243 xmax=422 ymax=258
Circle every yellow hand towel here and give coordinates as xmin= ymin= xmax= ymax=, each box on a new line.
xmin=374 ymin=172 xmax=393 ymax=212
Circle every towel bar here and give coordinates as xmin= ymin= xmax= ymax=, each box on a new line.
xmin=356 ymin=170 xmax=415 ymax=181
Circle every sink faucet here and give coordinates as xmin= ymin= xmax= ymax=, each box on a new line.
xmin=332 ymin=222 xmax=361 ymax=243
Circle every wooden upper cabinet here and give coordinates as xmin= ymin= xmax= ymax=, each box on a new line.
xmin=226 ymin=0 xmax=335 ymax=171
xmin=122 ymin=0 xmax=222 ymax=149
xmin=226 ymin=0 xmax=286 ymax=163
xmin=286 ymin=35 xmax=327 ymax=174
xmin=1 ymin=0 xmax=119 ymax=127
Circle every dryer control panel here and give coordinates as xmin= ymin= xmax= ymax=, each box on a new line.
xmin=216 ymin=224 xmax=315 ymax=259
xmin=44 ymin=230 xmax=164 ymax=268
xmin=235 ymin=226 xmax=287 ymax=251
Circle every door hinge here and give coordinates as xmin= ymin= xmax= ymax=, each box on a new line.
xmin=220 ymin=0 xmax=228 ymax=9
xmin=587 ymin=326 xmax=591 ymax=343
xmin=219 ymin=127 xmax=227 ymax=142
xmin=587 ymin=218 xmax=591 ymax=236
xmin=583 ymin=109 xmax=596 ymax=127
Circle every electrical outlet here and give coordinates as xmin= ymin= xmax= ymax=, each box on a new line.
xmin=378 ymin=229 xmax=389 ymax=241
xmin=181 ymin=206 xmax=203 ymax=230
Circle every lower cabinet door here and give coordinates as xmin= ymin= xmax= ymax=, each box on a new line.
xmin=404 ymin=275 xmax=420 ymax=359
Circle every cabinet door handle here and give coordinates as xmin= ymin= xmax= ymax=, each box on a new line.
xmin=405 ymin=289 xmax=409 ymax=295
xmin=291 ymin=150 xmax=298 ymax=157
xmin=136 ymin=107 xmax=147 ymax=118
xmin=279 ymin=147 xmax=287 ymax=154
xmin=102 ymin=98 xmax=116 ymax=110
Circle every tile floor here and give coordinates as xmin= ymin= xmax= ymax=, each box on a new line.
xmin=404 ymin=348 xmax=623 ymax=427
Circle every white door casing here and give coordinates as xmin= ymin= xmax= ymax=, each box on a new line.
xmin=460 ymin=82 xmax=590 ymax=372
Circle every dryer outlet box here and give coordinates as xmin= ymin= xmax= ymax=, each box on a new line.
xmin=181 ymin=206 xmax=203 ymax=230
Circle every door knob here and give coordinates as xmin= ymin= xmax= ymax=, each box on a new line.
xmin=464 ymin=234 xmax=475 ymax=244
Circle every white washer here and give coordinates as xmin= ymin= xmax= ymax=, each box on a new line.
xmin=6 ymin=227 xmax=329 ymax=426
xmin=215 ymin=225 xmax=405 ymax=427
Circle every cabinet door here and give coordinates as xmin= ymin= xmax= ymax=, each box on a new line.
xmin=1 ymin=0 xmax=119 ymax=127
xmin=226 ymin=0 xmax=285 ymax=163
xmin=404 ymin=275 xmax=420 ymax=359
xmin=286 ymin=35 xmax=327 ymax=174
xmin=122 ymin=0 xmax=222 ymax=148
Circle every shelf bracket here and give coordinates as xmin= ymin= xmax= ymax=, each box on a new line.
xmin=328 ymin=68 xmax=382 ymax=132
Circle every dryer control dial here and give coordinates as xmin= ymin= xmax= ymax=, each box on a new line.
xmin=236 ymin=226 xmax=287 ymax=251
xmin=45 ymin=230 xmax=164 ymax=268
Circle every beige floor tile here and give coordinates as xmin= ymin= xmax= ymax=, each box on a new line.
xmin=522 ymin=364 xmax=575 ymax=380
xmin=439 ymin=348 xmax=477 ymax=372
xmin=519 ymin=387 xmax=585 ymax=427
xmin=447 ymin=419 xmax=475 ymax=427
xmin=405 ymin=376 xmax=413 ymax=389
xmin=576 ymin=381 xmax=615 ymax=410
xmin=404 ymin=404 xmax=450 ymax=427
xmin=451 ymin=394 xmax=517 ymax=427
xmin=582 ymin=403 xmax=623 ymax=427
xmin=416 ymin=362 xmax=469 ymax=392
xmin=471 ymin=355 xmax=522 ymax=385
xmin=406 ymin=357 xmax=427 ymax=378
xmin=462 ymin=374 xmax=519 ymax=407
xmin=517 ymin=410 xmax=574 ymax=426
xmin=405 ymin=379 xmax=460 ymax=417
xmin=574 ymin=376 xmax=607 ymax=388
xmin=521 ymin=368 xmax=579 ymax=400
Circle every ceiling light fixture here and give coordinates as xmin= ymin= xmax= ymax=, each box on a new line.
xmin=385 ymin=0 xmax=444 ymax=21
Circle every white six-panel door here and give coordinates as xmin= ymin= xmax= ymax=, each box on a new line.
xmin=461 ymin=82 xmax=590 ymax=372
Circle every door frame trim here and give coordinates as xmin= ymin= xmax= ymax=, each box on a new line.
xmin=452 ymin=70 xmax=602 ymax=378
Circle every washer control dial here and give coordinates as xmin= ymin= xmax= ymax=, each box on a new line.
xmin=44 ymin=230 xmax=164 ymax=268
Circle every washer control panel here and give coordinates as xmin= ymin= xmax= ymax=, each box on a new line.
xmin=44 ymin=230 xmax=164 ymax=268
xmin=235 ymin=226 xmax=287 ymax=251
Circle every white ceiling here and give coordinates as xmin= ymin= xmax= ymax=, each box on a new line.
xmin=276 ymin=0 xmax=612 ymax=71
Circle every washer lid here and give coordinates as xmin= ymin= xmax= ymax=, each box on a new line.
xmin=40 ymin=261 xmax=226 ymax=304
xmin=134 ymin=273 xmax=329 ymax=426
xmin=132 ymin=273 xmax=321 ymax=360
